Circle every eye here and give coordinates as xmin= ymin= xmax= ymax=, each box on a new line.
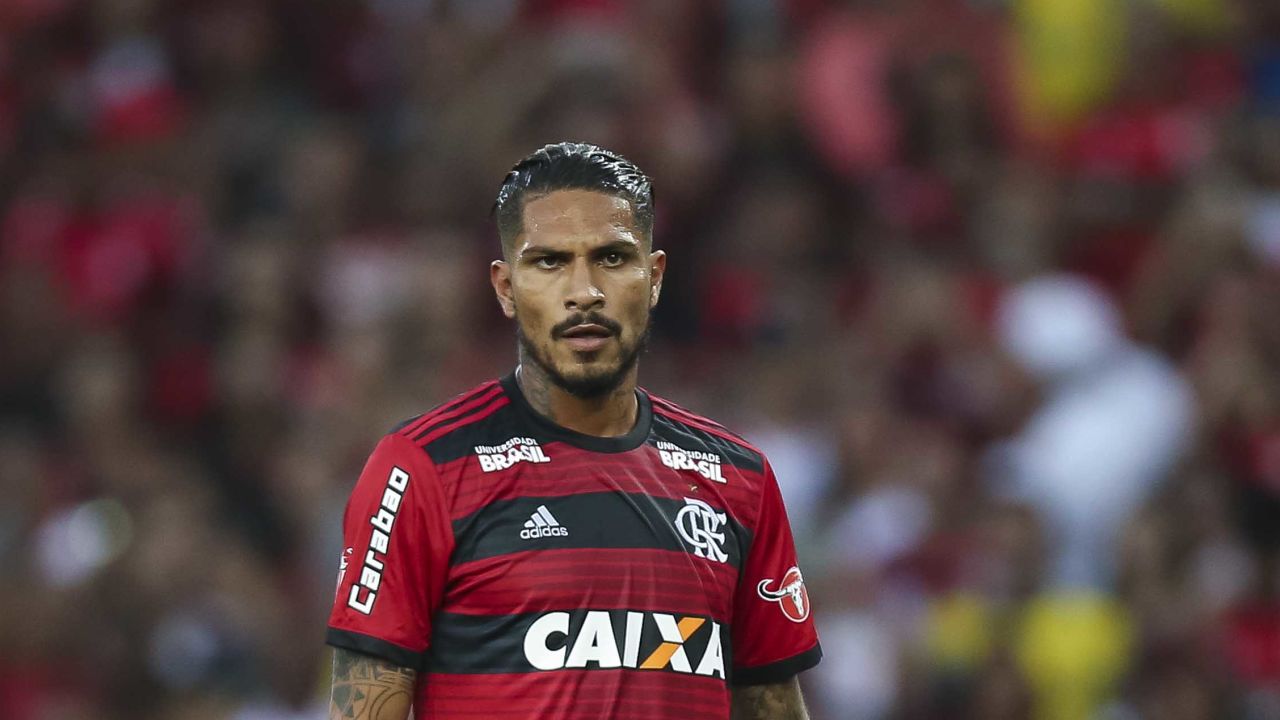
xmin=533 ymin=256 xmax=563 ymax=270
xmin=601 ymin=252 xmax=626 ymax=268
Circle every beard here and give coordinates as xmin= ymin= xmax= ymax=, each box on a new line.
xmin=517 ymin=311 xmax=651 ymax=399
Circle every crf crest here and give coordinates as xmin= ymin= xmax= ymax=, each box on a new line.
xmin=756 ymin=566 xmax=810 ymax=623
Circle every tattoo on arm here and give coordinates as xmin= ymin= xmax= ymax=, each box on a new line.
xmin=328 ymin=648 xmax=417 ymax=720
xmin=731 ymin=678 xmax=810 ymax=720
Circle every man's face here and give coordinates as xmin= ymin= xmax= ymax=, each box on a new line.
xmin=491 ymin=189 xmax=665 ymax=398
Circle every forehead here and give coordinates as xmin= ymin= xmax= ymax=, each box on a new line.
xmin=518 ymin=189 xmax=640 ymax=245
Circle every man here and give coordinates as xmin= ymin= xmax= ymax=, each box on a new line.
xmin=326 ymin=142 xmax=821 ymax=719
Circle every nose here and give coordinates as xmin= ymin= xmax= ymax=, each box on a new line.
xmin=563 ymin=259 xmax=605 ymax=312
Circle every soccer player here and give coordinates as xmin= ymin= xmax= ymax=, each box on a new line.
xmin=326 ymin=142 xmax=821 ymax=719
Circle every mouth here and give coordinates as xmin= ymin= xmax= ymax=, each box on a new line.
xmin=558 ymin=323 xmax=615 ymax=353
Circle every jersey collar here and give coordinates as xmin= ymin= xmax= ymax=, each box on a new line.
xmin=500 ymin=371 xmax=652 ymax=454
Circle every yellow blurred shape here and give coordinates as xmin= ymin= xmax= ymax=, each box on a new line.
xmin=1155 ymin=0 xmax=1230 ymax=35
xmin=926 ymin=593 xmax=995 ymax=670
xmin=1014 ymin=592 xmax=1132 ymax=720
xmin=1013 ymin=0 xmax=1125 ymax=132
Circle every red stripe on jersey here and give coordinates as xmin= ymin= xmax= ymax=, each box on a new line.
xmin=400 ymin=381 xmax=499 ymax=437
xmin=648 ymin=395 xmax=747 ymax=443
xmin=416 ymin=670 xmax=729 ymax=720
xmin=649 ymin=398 xmax=763 ymax=457
xmin=439 ymin=449 xmax=765 ymax=520
xmin=417 ymin=396 xmax=511 ymax=446
xmin=401 ymin=381 xmax=501 ymax=437
xmin=408 ymin=383 xmax=504 ymax=440
xmin=647 ymin=395 xmax=729 ymax=431
xmin=443 ymin=548 xmax=739 ymax=618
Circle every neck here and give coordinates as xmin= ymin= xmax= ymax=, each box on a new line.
xmin=516 ymin=353 xmax=639 ymax=438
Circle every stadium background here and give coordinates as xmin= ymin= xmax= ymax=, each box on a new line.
xmin=2 ymin=0 xmax=1280 ymax=718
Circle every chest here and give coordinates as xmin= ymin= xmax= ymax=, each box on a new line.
xmin=440 ymin=445 xmax=748 ymax=619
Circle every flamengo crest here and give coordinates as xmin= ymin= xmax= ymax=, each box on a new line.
xmin=674 ymin=497 xmax=729 ymax=564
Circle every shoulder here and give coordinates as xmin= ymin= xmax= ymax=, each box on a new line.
xmin=644 ymin=389 xmax=767 ymax=475
xmin=384 ymin=378 xmax=527 ymax=466
xmin=385 ymin=379 xmax=504 ymax=438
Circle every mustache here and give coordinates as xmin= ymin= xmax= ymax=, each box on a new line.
xmin=551 ymin=312 xmax=623 ymax=338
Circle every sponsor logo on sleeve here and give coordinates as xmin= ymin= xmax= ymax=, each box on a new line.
xmin=347 ymin=466 xmax=409 ymax=615
xmin=475 ymin=437 xmax=550 ymax=472
xmin=335 ymin=547 xmax=353 ymax=598
xmin=756 ymin=566 xmax=810 ymax=623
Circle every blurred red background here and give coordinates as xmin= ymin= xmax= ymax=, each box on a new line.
xmin=2 ymin=1 xmax=1280 ymax=718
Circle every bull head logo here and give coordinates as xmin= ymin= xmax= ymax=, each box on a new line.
xmin=756 ymin=566 xmax=809 ymax=623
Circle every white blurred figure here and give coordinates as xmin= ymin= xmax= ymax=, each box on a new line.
xmin=746 ymin=424 xmax=837 ymax=544
xmin=991 ymin=275 xmax=1194 ymax=590
xmin=812 ymin=609 xmax=900 ymax=720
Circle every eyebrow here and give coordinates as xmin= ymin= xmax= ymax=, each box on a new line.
xmin=517 ymin=238 xmax=642 ymax=260
xmin=591 ymin=239 xmax=642 ymax=254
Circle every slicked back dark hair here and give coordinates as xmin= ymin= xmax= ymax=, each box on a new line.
xmin=492 ymin=142 xmax=654 ymax=252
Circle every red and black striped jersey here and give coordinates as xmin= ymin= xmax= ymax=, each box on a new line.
xmin=326 ymin=373 xmax=821 ymax=720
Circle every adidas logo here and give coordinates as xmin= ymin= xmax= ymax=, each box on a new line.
xmin=521 ymin=505 xmax=569 ymax=540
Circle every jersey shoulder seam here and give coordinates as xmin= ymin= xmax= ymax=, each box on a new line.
xmin=646 ymin=392 xmax=764 ymax=458
xmin=386 ymin=380 xmax=508 ymax=449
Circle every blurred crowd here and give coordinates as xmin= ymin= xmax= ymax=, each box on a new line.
xmin=2 ymin=0 xmax=1280 ymax=718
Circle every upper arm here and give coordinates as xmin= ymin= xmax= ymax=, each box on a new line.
xmin=731 ymin=459 xmax=821 ymax=680
xmin=329 ymin=647 xmax=416 ymax=720
xmin=730 ymin=678 xmax=810 ymax=720
xmin=327 ymin=434 xmax=454 ymax=669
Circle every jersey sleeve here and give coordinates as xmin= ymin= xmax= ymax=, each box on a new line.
xmin=326 ymin=433 xmax=454 ymax=671
xmin=730 ymin=459 xmax=822 ymax=685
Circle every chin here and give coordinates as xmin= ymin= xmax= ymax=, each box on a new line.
xmin=518 ymin=324 xmax=647 ymax=400
xmin=552 ymin=364 xmax=627 ymax=399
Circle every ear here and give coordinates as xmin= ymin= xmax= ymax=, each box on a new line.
xmin=491 ymin=260 xmax=516 ymax=318
xmin=648 ymin=250 xmax=666 ymax=308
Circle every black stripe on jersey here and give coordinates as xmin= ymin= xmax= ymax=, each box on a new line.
xmin=412 ymin=389 xmax=506 ymax=442
xmin=650 ymin=412 xmax=764 ymax=474
xmin=419 ymin=401 xmax=528 ymax=465
xmin=387 ymin=414 xmax=423 ymax=434
xmin=425 ymin=608 xmax=732 ymax=681
xmin=731 ymin=643 xmax=823 ymax=686
xmin=649 ymin=395 xmax=753 ymax=444
xmin=386 ymin=381 xmax=501 ymax=436
xmin=326 ymin=627 xmax=428 ymax=671
xmin=451 ymin=492 xmax=751 ymax=568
